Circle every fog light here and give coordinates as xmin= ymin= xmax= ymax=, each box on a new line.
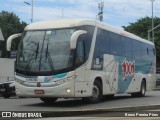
xmin=66 ymin=89 xmax=71 ymax=93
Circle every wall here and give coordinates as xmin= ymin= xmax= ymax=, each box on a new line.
xmin=0 ymin=58 xmax=15 ymax=83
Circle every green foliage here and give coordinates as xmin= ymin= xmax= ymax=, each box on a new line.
xmin=122 ymin=17 xmax=160 ymax=67
xmin=0 ymin=11 xmax=27 ymax=52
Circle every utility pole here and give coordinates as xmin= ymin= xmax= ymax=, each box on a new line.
xmin=148 ymin=24 xmax=160 ymax=42
xmin=151 ymin=0 xmax=155 ymax=42
xmin=24 ymin=0 xmax=33 ymax=23
xmin=32 ymin=0 xmax=33 ymax=23
xmin=97 ymin=1 xmax=104 ymax=22
xmin=62 ymin=8 xmax=64 ymax=18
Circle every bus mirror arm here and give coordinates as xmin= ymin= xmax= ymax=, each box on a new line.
xmin=6 ymin=33 xmax=22 ymax=52
xmin=70 ymin=30 xmax=87 ymax=49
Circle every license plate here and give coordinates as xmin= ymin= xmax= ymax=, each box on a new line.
xmin=34 ymin=90 xmax=44 ymax=94
xmin=0 ymin=89 xmax=5 ymax=92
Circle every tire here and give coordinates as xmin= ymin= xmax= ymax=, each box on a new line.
xmin=83 ymin=80 xmax=102 ymax=103
xmin=131 ymin=80 xmax=146 ymax=97
xmin=40 ymin=97 xmax=58 ymax=104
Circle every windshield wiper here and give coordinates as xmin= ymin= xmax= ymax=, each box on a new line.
xmin=47 ymin=52 xmax=54 ymax=71
xmin=45 ymin=42 xmax=54 ymax=71
xmin=25 ymin=52 xmax=36 ymax=73
xmin=35 ymin=42 xmax=39 ymax=61
xmin=24 ymin=43 xmax=39 ymax=73
xmin=45 ymin=42 xmax=49 ymax=62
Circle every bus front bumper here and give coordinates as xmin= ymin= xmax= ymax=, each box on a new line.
xmin=15 ymin=81 xmax=75 ymax=98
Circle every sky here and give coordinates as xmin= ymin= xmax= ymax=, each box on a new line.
xmin=0 ymin=0 xmax=160 ymax=29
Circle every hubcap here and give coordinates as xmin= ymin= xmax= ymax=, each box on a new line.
xmin=92 ymin=85 xmax=99 ymax=98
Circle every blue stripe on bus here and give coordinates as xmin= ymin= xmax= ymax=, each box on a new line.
xmin=54 ymin=73 xmax=67 ymax=78
xmin=44 ymin=73 xmax=67 ymax=83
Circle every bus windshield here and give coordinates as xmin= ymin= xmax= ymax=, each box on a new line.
xmin=16 ymin=29 xmax=76 ymax=74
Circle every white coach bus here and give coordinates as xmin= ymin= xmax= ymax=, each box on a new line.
xmin=14 ymin=19 xmax=156 ymax=103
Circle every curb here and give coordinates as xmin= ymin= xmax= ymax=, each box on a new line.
xmin=40 ymin=104 xmax=160 ymax=117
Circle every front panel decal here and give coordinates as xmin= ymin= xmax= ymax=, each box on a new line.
xmin=122 ymin=59 xmax=135 ymax=79
xmin=118 ymin=58 xmax=134 ymax=93
xmin=38 ymin=73 xmax=67 ymax=83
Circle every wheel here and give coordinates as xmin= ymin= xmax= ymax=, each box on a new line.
xmin=40 ymin=97 xmax=58 ymax=104
xmin=131 ymin=80 xmax=146 ymax=97
xmin=139 ymin=81 xmax=146 ymax=97
xmin=83 ymin=80 xmax=102 ymax=103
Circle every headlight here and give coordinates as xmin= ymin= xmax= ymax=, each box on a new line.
xmin=66 ymin=88 xmax=71 ymax=93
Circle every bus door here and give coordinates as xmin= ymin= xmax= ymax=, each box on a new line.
xmin=74 ymin=40 xmax=89 ymax=97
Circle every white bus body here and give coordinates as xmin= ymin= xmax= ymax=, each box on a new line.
xmin=15 ymin=19 xmax=156 ymax=103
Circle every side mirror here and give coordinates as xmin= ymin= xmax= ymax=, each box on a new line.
xmin=6 ymin=33 xmax=22 ymax=52
xmin=70 ymin=30 xmax=87 ymax=49
xmin=6 ymin=33 xmax=22 ymax=58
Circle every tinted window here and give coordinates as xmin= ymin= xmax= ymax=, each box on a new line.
xmin=92 ymin=28 xmax=109 ymax=70
xmin=121 ymin=37 xmax=132 ymax=57
xmin=140 ymin=42 xmax=148 ymax=59
xmin=109 ymin=32 xmax=121 ymax=55
xmin=94 ymin=28 xmax=109 ymax=56
xmin=132 ymin=40 xmax=141 ymax=59
xmin=76 ymin=40 xmax=85 ymax=66
xmin=80 ymin=25 xmax=95 ymax=60
xmin=148 ymin=44 xmax=155 ymax=58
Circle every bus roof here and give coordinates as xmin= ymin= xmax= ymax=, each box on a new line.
xmin=25 ymin=19 xmax=154 ymax=45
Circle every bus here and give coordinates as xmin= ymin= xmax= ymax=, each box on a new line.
xmin=14 ymin=19 xmax=156 ymax=103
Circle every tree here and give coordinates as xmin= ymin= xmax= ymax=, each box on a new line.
xmin=122 ymin=17 xmax=160 ymax=68
xmin=0 ymin=11 xmax=27 ymax=57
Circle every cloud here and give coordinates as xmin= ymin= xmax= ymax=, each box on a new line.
xmin=0 ymin=0 xmax=160 ymax=28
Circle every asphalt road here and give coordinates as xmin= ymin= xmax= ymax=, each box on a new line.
xmin=0 ymin=90 xmax=160 ymax=112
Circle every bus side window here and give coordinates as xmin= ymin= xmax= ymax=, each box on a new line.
xmin=153 ymin=48 xmax=156 ymax=55
xmin=132 ymin=40 xmax=141 ymax=59
xmin=121 ymin=37 xmax=132 ymax=58
xmin=148 ymin=45 xmax=155 ymax=57
xmin=76 ymin=40 xmax=85 ymax=66
xmin=109 ymin=32 xmax=121 ymax=56
xmin=147 ymin=48 xmax=149 ymax=55
xmin=140 ymin=42 xmax=148 ymax=59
